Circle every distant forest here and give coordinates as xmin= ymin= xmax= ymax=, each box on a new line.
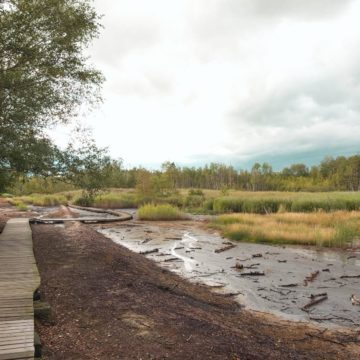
xmin=119 ymin=155 xmax=360 ymax=192
xmin=9 ymin=154 xmax=360 ymax=194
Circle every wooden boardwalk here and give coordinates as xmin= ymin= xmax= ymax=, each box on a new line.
xmin=0 ymin=219 xmax=40 ymax=360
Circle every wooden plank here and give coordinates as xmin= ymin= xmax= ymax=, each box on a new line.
xmin=0 ymin=219 xmax=39 ymax=360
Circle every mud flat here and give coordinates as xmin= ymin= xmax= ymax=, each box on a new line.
xmin=98 ymin=219 xmax=360 ymax=329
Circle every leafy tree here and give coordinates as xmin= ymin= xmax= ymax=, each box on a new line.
xmin=0 ymin=0 xmax=103 ymax=189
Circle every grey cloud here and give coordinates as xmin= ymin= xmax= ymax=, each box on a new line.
xmin=229 ymin=71 xmax=360 ymax=130
xmin=248 ymin=0 xmax=355 ymax=19
xmin=225 ymin=68 xmax=360 ymax=169
xmin=189 ymin=0 xmax=354 ymax=56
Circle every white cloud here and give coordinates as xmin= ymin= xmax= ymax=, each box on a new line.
xmin=65 ymin=0 xmax=360 ymax=169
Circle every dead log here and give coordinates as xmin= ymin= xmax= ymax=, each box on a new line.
xmin=252 ymin=253 xmax=263 ymax=258
xmin=310 ymin=292 xmax=327 ymax=299
xmin=304 ymin=270 xmax=320 ymax=286
xmin=301 ymin=294 xmax=328 ymax=311
xmin=240 ymin=271 xmax=265 ymax=277
xmin=340 ymin=274 xmax=360 ymax=279
xmin=280 ymin=283 xmax=298 ymax=287
xmin=164 ymin=257 xmax=183 ymax=262
xmin=215 ymin=244 xmax=236 ymax=253
xmin=139 ymin=248 xmax=159 ymax=255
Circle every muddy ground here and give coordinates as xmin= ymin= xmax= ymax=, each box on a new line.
xmin=1 ymin=204 xmax=360 ymax=359
xmin=97 ymin=219 xmax=360 ymax=328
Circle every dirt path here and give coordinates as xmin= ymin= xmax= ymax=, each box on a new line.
xmin=2 ymin=203 xmax=360 ymax=359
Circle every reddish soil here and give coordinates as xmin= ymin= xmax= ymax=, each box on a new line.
xmin=2 ymin=203 xmax=360 ymax=359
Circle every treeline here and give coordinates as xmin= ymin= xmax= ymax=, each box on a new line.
xmin=101 ymin=155 xmax=360 ymax=192
xmin=7 ymin=154 xmax=360 ymax=195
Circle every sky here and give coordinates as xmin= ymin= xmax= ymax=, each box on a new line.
xmin=56 ymin=0 xmax=360 ymax=170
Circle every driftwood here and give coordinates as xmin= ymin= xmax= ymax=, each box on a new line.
xmin=301 ymin=293 xmax=328 ymax=311
xmin=304 ymin=270 xmax=320 ymax=286
xmin=215 ymin=244 xmax=236 ymax=253
xmin=240 ymin=271 xmax=265 ymax=277
xmin=139 ymin=248 xmax=159 ymax=255
xmin=252 ymin=253 xmax=263 ymax=258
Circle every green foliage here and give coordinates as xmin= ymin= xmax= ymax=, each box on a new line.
xmin=59 ymin=133 xmax=114 ymax=202
xmin=9 ymin=176 xmax=75 ymax=195
xmin=0 ymin=0 xmax=103 ymax=190
xmin=15 ymin=202 xmax=28 ymax=211
xmin=137 ymin=204 xmax=187 ymax=221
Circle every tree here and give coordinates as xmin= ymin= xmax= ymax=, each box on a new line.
xmin=59 ymin=135 xmax=112 ymax=204
xmin=0 ymin=0 xmax=103 ymax=190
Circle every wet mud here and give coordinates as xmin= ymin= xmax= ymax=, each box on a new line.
xmin=97 ymin=218 xmax=360 ymax=329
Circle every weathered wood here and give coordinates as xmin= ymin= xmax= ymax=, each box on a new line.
xmin=0 ymin=218 xmax=40 ymax=360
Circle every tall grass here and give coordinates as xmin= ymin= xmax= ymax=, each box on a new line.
xmin=210 ymin=192 xmax=360 ymax=214
xmin=8 ymin=193 xmax=71 ymax=207
xmin=211 ymin=211 xmax=360 ymax=248
xmin=137 ymin=204 xmax=187 ymax=221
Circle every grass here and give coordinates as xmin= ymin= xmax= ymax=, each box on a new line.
xmin=211 ymin=211 xmax=360 ymax=248
xmin=137 ymin=204 xmax=188 ymax=221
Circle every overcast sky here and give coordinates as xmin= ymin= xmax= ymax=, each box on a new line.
xmin=62 ymin=0 xmax=360 ymax=169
